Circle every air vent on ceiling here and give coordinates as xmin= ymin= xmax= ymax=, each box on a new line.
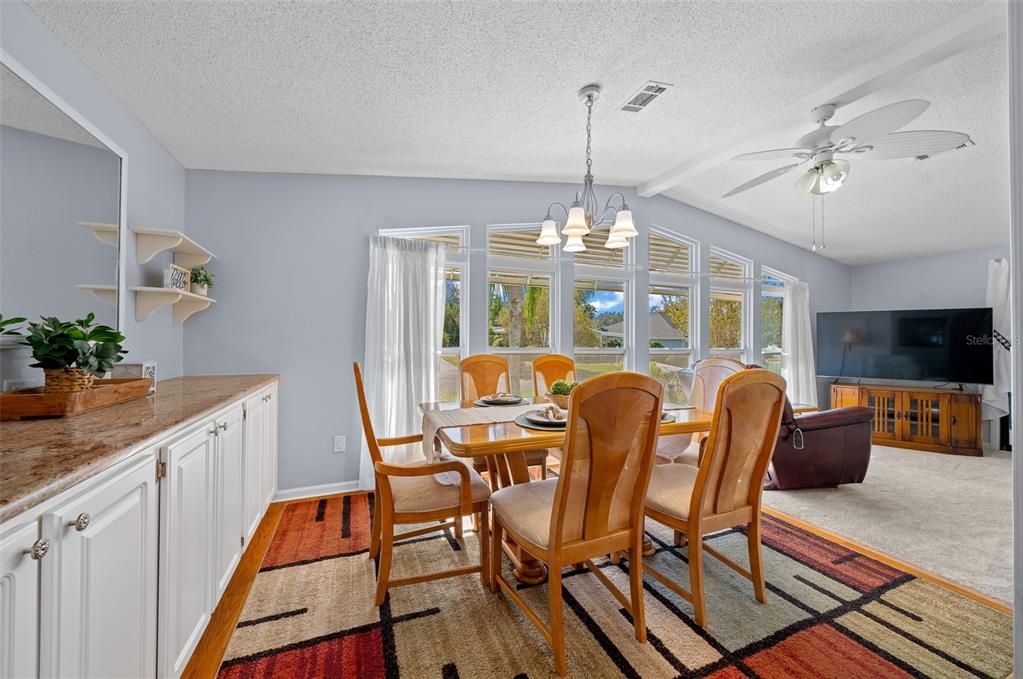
xmin=621 ymin=81 xmax=673 ymax=112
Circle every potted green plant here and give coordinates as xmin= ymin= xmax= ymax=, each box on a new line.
xmin=20 ymin=314 xmax=127 ymax=392
xmin=190 ymin=266 xmax=215 ymax=296
xmin=0 ymin=314 xmax=26 ymax=337
xmin=546 ymin=379 xmax=578 ymax=409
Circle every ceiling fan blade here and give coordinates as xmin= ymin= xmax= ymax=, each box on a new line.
xmin=722 ymin=163 xmax=802 ymax=198
xmin=831 ymin=99 xmax=930 ymax=150
xmin=846 ymin=130 xmax=973 ymax=160
xmin=732 ymin=147 xmax=811 ymax=162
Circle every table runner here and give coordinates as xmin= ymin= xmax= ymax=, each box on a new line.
xmin=422 ymin=402 xmax=542 ymax=484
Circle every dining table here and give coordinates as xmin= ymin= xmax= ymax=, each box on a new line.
xmin=418 ymin=397 xmax=817 ymax=584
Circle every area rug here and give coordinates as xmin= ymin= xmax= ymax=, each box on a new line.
xmin=217 ymin=493 xmax=1012 ymax=678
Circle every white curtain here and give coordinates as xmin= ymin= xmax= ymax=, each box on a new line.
xmin=982 ymin=258 xmax=1010 ymax=422
xmin=781 ymin=281 xmax=818 ymax=407
xmin=359 ymin=236 xmax=446 ymax=487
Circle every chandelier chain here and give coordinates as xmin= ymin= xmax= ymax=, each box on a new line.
xmin=585 ymin=96 xmax=593 ymax=176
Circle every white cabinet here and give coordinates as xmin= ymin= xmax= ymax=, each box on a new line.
xmin=242 ymin=384 xmax=277 ymax=543
xmin=159 ymin=423 xmax=215 ymax=678
xmin=242 ymin=391 xmax=266 ymax=543
xmin=42 ymin=452 xmax=159 ymax=678
xmin=0 ymin=522 xmax=43 ymax=679
xmin=0 ymin=379 xmax=278 ymax=679
xmin=212 ymin=406 xmax=244 ymax=600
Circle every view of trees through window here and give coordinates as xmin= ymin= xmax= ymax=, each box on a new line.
xmin=649 ymin=286 xmax=691 ymax=404
xmin=761 ymin=293 xmax=783 ymax=374
xmin=574 ymin=279 xmax=625 ymax=379
xmin=709 ymin=290 xmax=744 ymax=351
xmin=488 ymin=272 xmax=551 ymax=348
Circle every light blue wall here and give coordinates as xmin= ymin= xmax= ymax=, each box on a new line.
xmin=1 ymin=1 xmax=187 ymax=378
xmin=850 ymin=245 xmax=1008 ymax=311
xmin=183 ymin=170 xmax=852 ymax=491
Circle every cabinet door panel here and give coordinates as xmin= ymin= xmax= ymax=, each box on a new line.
xmin=903 ymin=392 xmax=949 ymax=445
xmin=242 ymin=394 xmax=266 ymax=542
xmin=0 ymin=522 xmax=40 ymax=679
xmin=830 ymin=385 xmax=860 ymax=409
xmin=214 ymin=407 xmax=245 ymax=599
xmin=263 ymin=386 xmax=278 ymax=507
xmin=949 ymin=395 xmax=981 ymax=450
xmin=160 ymin=425 xmax=215 ymax=678
xmin=49 ymin=453 xmax=159 ymax=678
xmin=863 ymin=389 xmax=900 ymax=440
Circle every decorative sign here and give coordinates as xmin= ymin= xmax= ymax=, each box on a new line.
xmin=112 ymin=361 xmax=158 ymax=393
xmin=164 ymin=264 xmax=189 ymax=291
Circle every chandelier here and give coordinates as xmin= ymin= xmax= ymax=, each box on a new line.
xmin=536 ymin=84 xmax=637 ymax=252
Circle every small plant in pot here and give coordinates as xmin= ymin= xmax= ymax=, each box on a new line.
xmin=21 ymin=314 xmax=127 ymax=393
xmin=546 ymin=379 xmax=578 ymax=409
xmin=190 ymin=266 xmax=214 ymax=296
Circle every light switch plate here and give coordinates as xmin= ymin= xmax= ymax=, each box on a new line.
xmin=333 ymin=435 xmax=346 ymax=453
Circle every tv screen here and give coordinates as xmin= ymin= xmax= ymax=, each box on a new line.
xmin=816 ymin=308 xmax=994 ymax=384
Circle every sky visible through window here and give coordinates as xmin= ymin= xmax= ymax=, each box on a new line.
xmin=586 ymin=290 xmax=677 ymax=314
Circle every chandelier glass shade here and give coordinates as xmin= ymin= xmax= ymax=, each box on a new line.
xmin=536 ymin=84 xmax=639 ymax=252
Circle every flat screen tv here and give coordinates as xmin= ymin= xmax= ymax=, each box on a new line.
xmin=816 ymin=308 xmax=994 ymax=384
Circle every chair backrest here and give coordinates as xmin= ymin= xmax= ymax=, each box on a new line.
xmin=689 ymin=357 xmax=746 ymax=410
xmin=551 ymin=372 xmax=663 ymax=546
xmin=691 ymin=369 xmax=787 ymax=521
xmin=459 ymin=354 xmax=511 ymax=400
xmin=532 ymin=354 xmax=576 ymax=397
xmin=352 ymin=362 xmax=383 ymax=465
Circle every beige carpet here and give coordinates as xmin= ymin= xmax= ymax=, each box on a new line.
xmin=763 ymin=445 xmax=1012 ymax=603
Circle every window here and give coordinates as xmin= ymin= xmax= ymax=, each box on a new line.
xmin=380 ymin=227 xmax=469 ymax=401
xmin=648 ymin=283 xmax=692 ymax=403
xmin=760 ymin=268 xmax=792 ymax=375
xmin=487 ymin=225 xmax=556 ymax=396
xmin=574 ymin=278 xmax=626 ymax=379
xmin=708 ymin=248 xmax=751 ymax=361
xmin=649 ymin=232 xmax=692 ymax=276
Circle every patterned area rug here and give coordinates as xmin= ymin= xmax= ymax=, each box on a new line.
xmin=217 ymin=493 xmax=1012 ymax=678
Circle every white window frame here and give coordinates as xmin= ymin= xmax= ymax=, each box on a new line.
xmin=759 ymin=266 xmax=795 ymax=372
xmin=708 ymin=246 xmax=753 ymax=362
xmin=485 ymin=223 xmax=560 ymax=355
xmin=647 ymin=227 xmax=698 ymax=373
xmin=573 ymin=264 xmax=633 ymax=372
xmin=378 ymin=225 xmax=470 ymax=369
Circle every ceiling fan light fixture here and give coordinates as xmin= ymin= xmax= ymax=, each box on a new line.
xmin=536 ymin=218 xmax=562 ymax=246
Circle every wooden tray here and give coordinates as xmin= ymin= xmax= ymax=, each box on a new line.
xmin=0 ymin=378 xmax=154 ymax=421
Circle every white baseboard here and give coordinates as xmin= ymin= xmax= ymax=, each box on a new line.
xmin=273 ymin=480 xmax=362 ymax=502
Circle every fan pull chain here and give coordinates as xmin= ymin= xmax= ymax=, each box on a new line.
xmin=819 ymin=193 xmax=826 ymax=250
xmin=810 ymin=193 xmax=817 ymax=252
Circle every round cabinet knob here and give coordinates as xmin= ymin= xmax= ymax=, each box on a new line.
xmin=68 ymin=513 xmax=91 ymax=532
xmin=24 ymin=538 xmax=50 ymax=560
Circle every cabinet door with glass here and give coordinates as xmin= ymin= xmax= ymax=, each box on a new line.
xmin=902 ymin=392 xmax=949 ymax=446
xmin=861 ymin=389 xmax=900 ymax=441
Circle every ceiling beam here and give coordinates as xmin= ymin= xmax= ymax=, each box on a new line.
xmin=637 ymin=1 xmax=1007 ymax=198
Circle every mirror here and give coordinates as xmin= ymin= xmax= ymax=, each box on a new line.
xmin=0 ymin=62 xmax=122 ymax=334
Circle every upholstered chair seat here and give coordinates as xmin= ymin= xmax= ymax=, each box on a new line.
xmin=643 ymin=463 xmax=699 ymax=519
xmin=489 ymin=478 xmax=558 ymax=548
xmin=391 ymin=463 xmax=492 ymax=514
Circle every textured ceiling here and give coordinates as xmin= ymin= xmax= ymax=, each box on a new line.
xmin=676 ymin=32 xmax=1008 ymax=265
xmin=21 ymin=0 xmax=1004 ymax=264
xmin=0 ymin=64 xmax=106 ymax=148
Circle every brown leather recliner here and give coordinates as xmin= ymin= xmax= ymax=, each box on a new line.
xmin=764 ymin=399 xmax=873 ymax=491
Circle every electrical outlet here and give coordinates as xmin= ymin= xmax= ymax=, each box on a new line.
xmin=333 ymin=435 xmax=346 ymax=453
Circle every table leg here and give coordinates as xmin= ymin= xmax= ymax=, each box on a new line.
xmin=488 ymin=452 xmax=548 ymax=585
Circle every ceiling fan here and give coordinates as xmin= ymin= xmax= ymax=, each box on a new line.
xmin=722 ymin=100 xmax=973 ymax=198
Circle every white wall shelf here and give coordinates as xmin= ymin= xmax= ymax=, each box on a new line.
xmin=77 ymin=284 xmax=117 ymax=305
xmin=79 ymin=222 xmax=119 ymax=248
xmin=132 ymin=227 xmax=216 ymax=269
xmin=131 ymin=287 xmax=216 ymax=325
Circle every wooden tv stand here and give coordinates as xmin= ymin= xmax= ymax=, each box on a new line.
xmin=831 ymin=384 xmax=982 ymax=456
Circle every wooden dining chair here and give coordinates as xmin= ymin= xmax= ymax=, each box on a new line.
xmin=489 ymin=372 xmax=663 ymax=676
xmin=459 ymin=354 xmax=512 ymax=400
xmin=353 ymin=362 xmax=492 ymax=605
xmin=657 ymin=357 xmax=746 ymax=466
xmin=640 ymin=369 xmax=787 ymax=628
xmin=532 ymin=353 xmax=575 ymax=397
xmin=460 ymin=353 xmax=548 ymax=480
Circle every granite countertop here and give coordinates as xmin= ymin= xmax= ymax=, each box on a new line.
xmin=0 ymin=374 xmax=278 ymax=524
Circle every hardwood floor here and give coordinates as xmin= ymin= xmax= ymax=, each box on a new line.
xmin=181 ymin=502 xmax=286 ymax=679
